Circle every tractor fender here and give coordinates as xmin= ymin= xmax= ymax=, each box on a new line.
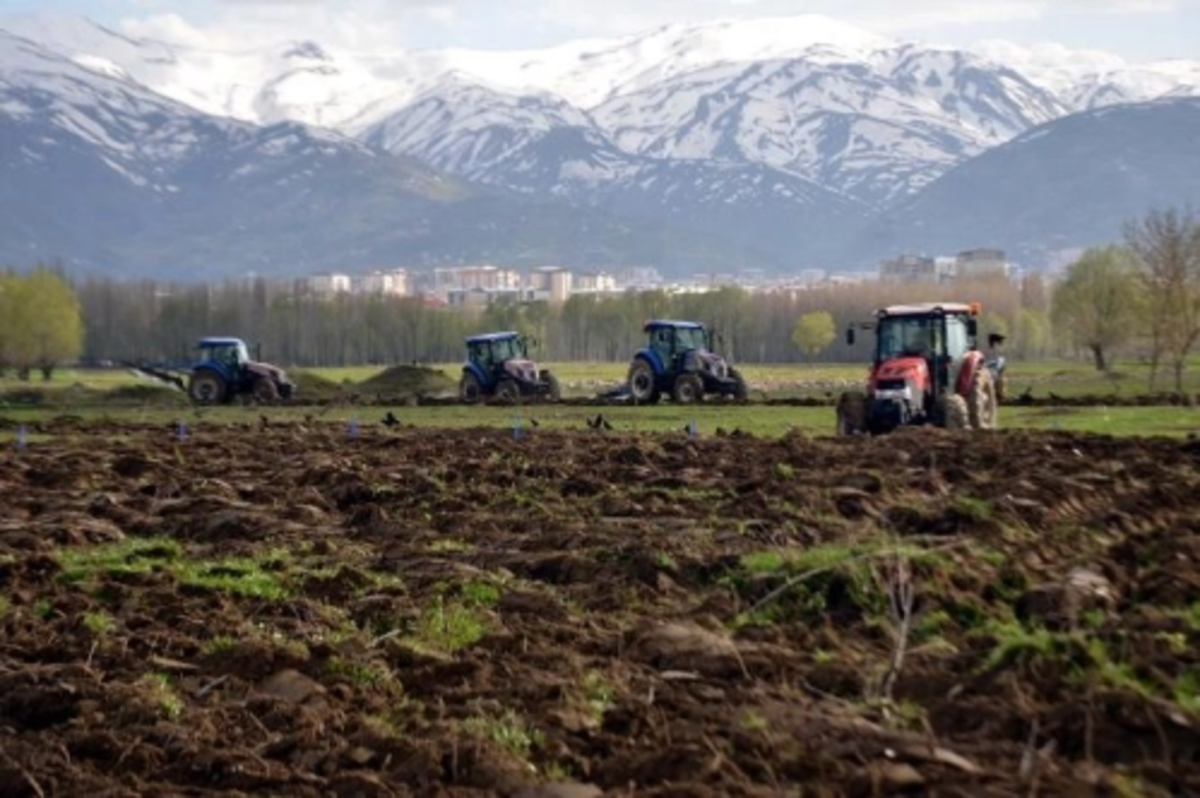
xmin=463 ymin=361 xmax=491 ymax=390
xmin=634 ymin=348 xmax=666 ymax=375
xmin=955 ymin=351 xmax=987 ymax=397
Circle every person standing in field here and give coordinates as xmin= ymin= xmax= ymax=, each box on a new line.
xmin=987 ymin=333 xmax=1007 ymax=401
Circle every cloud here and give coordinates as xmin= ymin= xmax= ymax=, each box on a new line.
xmin=120 ymin=0 xmax=460 ymax=50
xmin=114 ymin=0 xmax=1196 ymax=52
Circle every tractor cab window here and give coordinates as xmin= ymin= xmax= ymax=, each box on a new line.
xmin=491 ymin=337 xmax=522 ymax=363
xmin=204 ymin=343 xmax=245 ymax=370
xmin=469 ymin=342 xmax=492 ymax=367
xmin=878 ymin=317 xmax=939 ymax=360
xmin=673 ymin=327 xmax=707 ymax=352
xmin=944 ymin=315 xmax=971 ymax=361
xmin=651 ymin=328 xmax=673 ymax=357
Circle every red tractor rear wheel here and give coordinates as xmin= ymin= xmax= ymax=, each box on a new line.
xmin=967 ymin=367 xmax=999 ymax=430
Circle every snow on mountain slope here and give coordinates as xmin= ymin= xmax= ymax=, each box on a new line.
xmin=358 ymin=78 xmax=869 ymax=263
xmin=589 ymin=45 xmax=1067 ymax=203
xmin=359 ymin=75 xmax=609 ymax=181
xmin=0 ymin=29 xmax=241 ymax=182
xmin=971 ymin=39 xmax=1200 ymax=110
xmin=451 ymin=14 xmax=892 ymax=109
xmin=7 ymin=10 xmax=1200 ymax=224
xmin=0 ymin=13 xmax=455 ymax=130
xmin=0 ymin=12 xmax=897 ymax=130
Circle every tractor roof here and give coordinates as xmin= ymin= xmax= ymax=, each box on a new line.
xmin=466 ymin=331 xmax=521 ymax=344
xmin=877 ymin=302 xmax=980 ymax=318
xmin=643 ymin=319 xmax=705 ymax=331
xmin=197 ymin=337 xmax=246 ymax=347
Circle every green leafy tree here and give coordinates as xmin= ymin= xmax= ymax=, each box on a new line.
xmin=1050 ymin=246 xmax=1142 ymax=372
xmin=791 ymin=311 xmax=837 ymax=358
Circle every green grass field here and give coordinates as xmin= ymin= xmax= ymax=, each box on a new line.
xmin=2 ymin=357 xmax=1199 ymax=442
xmin=9 ymin=356 xmax=1200 ymax=396
xmin=2 ymin=400 xmax=1197 ymax=442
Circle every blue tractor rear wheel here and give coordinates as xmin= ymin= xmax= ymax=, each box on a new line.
xmin=627 ymin=358 xmax=660 ymax=404
xmin=460 ymin=372 xmax=483 ymax=404
xmin=188 ymin=371 xmax=225 ymax=405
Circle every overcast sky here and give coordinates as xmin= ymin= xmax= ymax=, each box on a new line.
xmin=2 ymin=0 xmax=1198 ymax=60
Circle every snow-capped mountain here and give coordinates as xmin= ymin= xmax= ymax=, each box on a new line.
xmin=1 ymin=29 xmax=757 ymax=278
xmin=360 ymin=77 xmax=871 ymax=259
xmin=585 ymin=45 xmax=1067 ymax=204
xmin=848 ymin=96 xmax=1200 ymax=267
xmin=3 ymin=10 xmax=1200 ymax=277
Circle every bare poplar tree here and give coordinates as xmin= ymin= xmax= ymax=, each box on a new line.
xmin=1124 ymin=207 xmax=1200 ymax=392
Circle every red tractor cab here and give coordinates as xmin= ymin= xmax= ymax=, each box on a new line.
xmin=836 ymin=302 xmax=998 ymax=435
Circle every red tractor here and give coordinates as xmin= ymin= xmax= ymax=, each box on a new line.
xmin=836 ymin=302 xmax=999 ymax=435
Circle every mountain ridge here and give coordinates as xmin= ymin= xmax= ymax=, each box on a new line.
xmin=3 ymin=12 xmax=1200 ymax=279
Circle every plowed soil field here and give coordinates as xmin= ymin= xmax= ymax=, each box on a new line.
xmin=3 ymin=421 xmax=1200 ymax=797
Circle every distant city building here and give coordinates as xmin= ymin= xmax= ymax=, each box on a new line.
xmin=878 ymin=255 xmax=950 ymax=283
xmin=956 ymin=248 xmax=1011 ymax=279
xmin=573 ymin=271 xmax=617 ymax=293
xmin=611 ymin=266 xmax=663 ymax=289
xmin=526 ymin=266 xmax=573 ymax=303
xmin=433 ymin=265 xmax=521 ymax=294
xmin=306 ymin=272 xmax=352 ymax=295
xmin=353 ymin=268 xmax=411 ymax=296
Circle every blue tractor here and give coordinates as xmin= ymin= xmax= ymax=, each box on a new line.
xmin=128 ymin=337 xmax=294 ymax=406
xmin=626 ymin=320 xmax=748 ymax=404
xmin=459 ymin=331 xmax=561 ymax=404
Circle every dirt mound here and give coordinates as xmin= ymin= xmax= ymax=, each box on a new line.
xmin=288 ymin=369 xmax=346 ymax=402
xmin=356 ymin=364 xmax=457 ymax=396
xmin=1 ymin=424 xmax=1199 ymax=795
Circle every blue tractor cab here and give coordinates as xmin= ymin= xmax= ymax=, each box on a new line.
xmin=187 ymin=336 xmax=295 ymax=405
xmin=460 ymin=331 xmax=561 ymax=404
xmin=626 ymin=319 xmax=747 ymax=404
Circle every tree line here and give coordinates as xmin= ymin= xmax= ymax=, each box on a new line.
xmin=1050 ymin=208 xmax=1200 ymax=390
xmin=62 ymin=272 xmax=1045 ymax=370
xmin=2 ymin=207 xmax=1197 ymax=384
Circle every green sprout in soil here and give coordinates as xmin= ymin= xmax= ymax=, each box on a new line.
xmin=140 ymin=672 xmax=184 ymax=720
xmin=462 ymin=709 xmax=544 ymax=758
xmin=409 ymin=595 xmax=488 ymax=653
xmin=581 ymin=670 xmax=615 ymax=719
xmin=58 ymin=538 xmax=289 ymax=600
xmin=83 ymin=610 xmax=115 ymax=637
xmin=325 ymin=655 xmax=399 ymax=694
xmin=58 ymin=537 xmax=181 ymax=583
xmin=952 ymin=495 xmax=994 ymax=522
xmin=977 ymin=620 xmax=1059 ymax=672
xmin=741 ymin=709 xmax=769 ymax=731
xmin=176 ymin=558 xmax=289 ymax=600
xmin=202 ymin=635 xmax=236 ymax=656
xmin=427 ymin=539 xmax=474 ymax=554
xmin=1172 ymin=671 xmax=1200 ymax=714
xmin=458 ymin=579 xmax=501 ymax=607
